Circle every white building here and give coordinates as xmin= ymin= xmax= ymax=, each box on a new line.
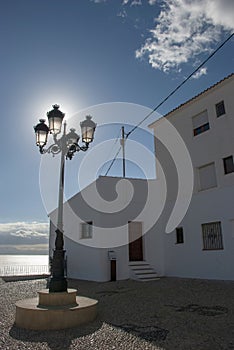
xmin=50 ymin=73 xmax=234 ymax=281
xmin=49 ymin=176 xmax=164 ymax=281
xmin=150 ymin=73 xmax=234 ymax=280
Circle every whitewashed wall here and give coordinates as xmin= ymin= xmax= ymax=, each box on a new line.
xmin=150 ymin=75 xmax=234 ymax=280
xmin=50 ymin=176 xmax=165 ymax=281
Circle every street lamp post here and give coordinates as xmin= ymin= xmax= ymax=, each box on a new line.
xmin=34 ymin=105 xmax=96 ymax=292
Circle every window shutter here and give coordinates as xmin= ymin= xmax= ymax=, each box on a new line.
xmin=192 ymin=110 xmax=208 ymax=128
xmin=199 ymin=163 xmax=217 ymax=191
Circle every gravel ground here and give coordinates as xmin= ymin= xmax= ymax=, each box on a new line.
xmin=1 ymin=276 xmax=234 ymax=350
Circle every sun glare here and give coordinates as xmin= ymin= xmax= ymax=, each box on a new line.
xmin=29 ymin=89 xmax=86 ymax=126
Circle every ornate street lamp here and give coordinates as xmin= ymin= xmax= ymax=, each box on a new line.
xmin=34 ymin=105 xmax=96 ymax=292
xmin=47 ymin=103 xmax=65 ymax=134
xmin=34 ymin=119 xmax=50 ymax=152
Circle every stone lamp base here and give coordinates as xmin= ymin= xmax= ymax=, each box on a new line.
xmin=15 ymin=289 xmax=98 ymax=330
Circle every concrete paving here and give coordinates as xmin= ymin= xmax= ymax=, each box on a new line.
xmin=1 ymin=276 xmax=234 ymax=349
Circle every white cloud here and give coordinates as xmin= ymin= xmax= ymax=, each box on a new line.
xmin=122 ymin=0 xmax=143 ymax=5
xmin=0 ymin=221 xmax=49 ymax=239
xmin=131 ymin=0 xmax=142 ymax=6
xmin=0 ymin=221 xmax=49 ymax=254
xmin=203 ymin=0 xmax=234 ymax=29
xmin=122 ymin=0 xmax=155 ymax=5
xmin=136 ymin=0 xmax=234 ymax=73
xmin=92 ymin=0 xmax=107 ymax=3
xmin=117 ymin=8 xmax=128 ymax=18
xmin=12 ymin=230 xmax=48 ymax=238
xmin=192 ymin=67 xmax=207 ymax=79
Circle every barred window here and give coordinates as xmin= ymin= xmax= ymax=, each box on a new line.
xmin=80 ymin=221 xmax=93 ymax=239
xmin=202 ymin=222 xmax=223 ymax=250
xmin=216 ymin=101 xmax=226 ymax=117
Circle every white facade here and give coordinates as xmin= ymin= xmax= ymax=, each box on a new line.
xmin=50 ymin=73 xmax=234 ymax=281
xmin=149 ymin=73 xmax=234 ymax=280
xmin=49 ymin=176 xmax=165 ymax=281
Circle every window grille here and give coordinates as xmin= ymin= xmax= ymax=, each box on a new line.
xmin=216 ymin=101 xmax=226 ymax=117
xmin=202 ymin=222 xmax=223 ymax=250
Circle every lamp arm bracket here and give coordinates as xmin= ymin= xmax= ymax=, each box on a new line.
xmin=78 ymin=143 xmax=89 ymax=152
xmin=40 ymin=143 xmax=62 ymax=156
xmin=71 ymin=142 xmax=89 ymax=153
xmin=65 ymin=142 xmax=89 ymax=160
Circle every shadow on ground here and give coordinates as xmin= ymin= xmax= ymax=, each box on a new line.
xmin=9 ymin=320 xmax=102 ymax=350
xmin=7 ymin=277 xmax=234 ymax=350
xmin=9 ymin=278 xmax=169 ymax=349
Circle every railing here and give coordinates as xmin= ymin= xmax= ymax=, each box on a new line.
xmin=0 ymin=264 xmax=49 ymax=277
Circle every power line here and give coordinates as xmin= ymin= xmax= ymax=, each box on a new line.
xmin=104 ymin=146 xmax=122 ymax=176
xmin=126 ymin=31 xmax=234 ymax=139
xmin=105 ymin=32 xmax=234 ymax=176
xmin=100 ymin=128 xmax=122 ymax=176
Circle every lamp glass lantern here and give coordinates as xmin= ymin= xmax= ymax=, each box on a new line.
xmin=47 ymin=104 xmax=65 ymax=135
xmin=80 ymin=116 xmax=96 ymax=144
xmin=34 ymin=119 xmax=49 ymax=147
xmin=66 ymin=128 xmax=80 ymax=146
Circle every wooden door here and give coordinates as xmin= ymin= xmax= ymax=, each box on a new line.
xmin=128 ymin=221 xmax=143 ymax=261
xmin=110 ymin=260 xmax=116 ymax=281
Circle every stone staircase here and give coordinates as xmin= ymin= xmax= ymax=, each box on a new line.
xmin=129 ymin=261 xmax=160 ymax=281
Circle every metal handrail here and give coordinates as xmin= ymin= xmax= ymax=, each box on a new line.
xmin=0 ymin=264 xmax=49 ymax=277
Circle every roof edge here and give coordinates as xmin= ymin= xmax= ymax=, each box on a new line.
xmin=148 ymin=73 xmax=234 ymax=128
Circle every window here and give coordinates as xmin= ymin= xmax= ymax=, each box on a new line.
xmin=198 ymin=162 xmax=217 ymax=191
xmin=193 ymin=123 xmax=210 ymax=136
xmin=223 ymin=156 xmax=234 ymax=174
xmin=192 ymin=110 xmax=210 ymax=136
xmin=176 ymin=227 xmax=184 ymax=244
xmin=202 ymin=222 xmax=223 ymax=250
xmin=80 ymin=221 xmax=93 ymax=239
xmin=216 ymin=101 xmax=226 ymax=117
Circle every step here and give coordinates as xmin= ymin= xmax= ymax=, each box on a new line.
xmin=131 ymin=267 xmax=154 ymax=272
xmin=133 ymin=270 xmax=158 ymax=276
xmin=129 ymin=261 xmax=149 ymax=266
xmin=129 ymin=260 xmax=160 ymax=282
xmin=138 ymin=277 xmax=160 ymax=282
xmin=131 ymin=274 xmax=160 ymax=281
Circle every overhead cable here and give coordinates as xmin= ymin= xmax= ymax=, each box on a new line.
xmin=100 ymin=128 xmax=122 ymax=175
xmin=126 ymin=32 xmax=234 ymax=138
xmin=104 ymin=146 xmax=122 ymax=176
xmin=105 ymin=32 xmax=234 ymax=176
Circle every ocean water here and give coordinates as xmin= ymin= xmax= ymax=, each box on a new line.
xmin=0 ymin=255 xmax=49 ymax=276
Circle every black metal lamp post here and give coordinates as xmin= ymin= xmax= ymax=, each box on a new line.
xmin=34 ymin=105 xmax=96 ymax=292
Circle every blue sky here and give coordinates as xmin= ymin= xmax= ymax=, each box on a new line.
xmin=0 ymin=0 xmax=233 ymax=254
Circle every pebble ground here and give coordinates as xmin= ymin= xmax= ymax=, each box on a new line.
xmin=1 ymin=276 xmax=234 ymax=350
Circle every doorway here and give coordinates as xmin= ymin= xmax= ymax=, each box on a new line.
xmin=128 ymin=221 xmax=143 ymax=261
